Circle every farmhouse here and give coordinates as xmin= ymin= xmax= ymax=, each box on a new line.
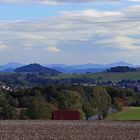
xmin=52 ymin=110 xmax=80 ymax=120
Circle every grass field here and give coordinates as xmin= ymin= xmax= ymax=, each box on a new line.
xmin=107 ymin=107 xmax=140 ymax=121
xmin=0 ymin=120 xmax=140 ymax=140
xmin=0 ymin=72 xmax=140 ymax=86
xmin=50 ymin=72 xmax=140 ymax=82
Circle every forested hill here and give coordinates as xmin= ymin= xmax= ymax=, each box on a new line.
xmin=14 ymin=63 xmax=61 ymax=74
xmin=106 ymin=66 xmax=137 ymax=73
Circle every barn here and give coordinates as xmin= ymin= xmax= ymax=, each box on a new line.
xmin=52 ymin=110 xmax=80 ymax=120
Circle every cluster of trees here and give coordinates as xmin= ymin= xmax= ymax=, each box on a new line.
xmin=0 ymin=73 xmax=96 ymax=87
xmin=106 ymin=66 xmax=136 ymax=73
xmin=0 ymin=85 xmax=139 ymax=120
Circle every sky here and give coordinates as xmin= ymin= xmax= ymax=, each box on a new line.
xmin=0 ymin=0 xmax=140 ymax=64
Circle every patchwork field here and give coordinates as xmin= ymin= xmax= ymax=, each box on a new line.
xmin=0 ymin=120 xmax=140 ymax=140
xmin=107 ymin=107 xmax=140 ymax=121
xmin=51 ymin=72 xmax=140 ymax=82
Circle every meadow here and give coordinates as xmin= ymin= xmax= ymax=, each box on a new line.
xmin=50 ymin=72 xmax=140 ymax=82
xmin=107 ymin=107 xmax=140 ymax=121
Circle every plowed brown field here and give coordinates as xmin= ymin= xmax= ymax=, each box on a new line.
xmin=0 ymin=120 xmax=139 ymax=140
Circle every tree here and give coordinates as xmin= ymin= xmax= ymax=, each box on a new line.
xmin=56 ymin=90 xmax=85 ymax=118
xmin=113 ymin=98 xmax=123 ymax=111
xmin=57 ymin=90 xmax=82 ymax=110
xmin=92 ymin=87 xmax=111 ymax=119
xmin=0 ymin=105 xmax=17 ymax=119
xmin=0 ymin=93 xmax=18 ymax=119
xmin=26 ymin=96 xmax=55 ymax=119
xmin=82 ymin=103 xmax=97 ymax=119
xmin=19 ymin=109 xmax=29 ymax=119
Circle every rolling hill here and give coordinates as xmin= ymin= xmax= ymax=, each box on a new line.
xmin=14 ymin=63 xmax=61 ymax=74
xmin=46 ymin=61 xmax=137 ymax=73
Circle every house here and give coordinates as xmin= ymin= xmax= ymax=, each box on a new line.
xmin=52 ymin=110 xmax=80 ymax=120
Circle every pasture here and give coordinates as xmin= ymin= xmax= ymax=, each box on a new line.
xmin=50 ymin=72 xmax=140 ymax=82
xmin=107 ymin=107 xmax=140 ymax=121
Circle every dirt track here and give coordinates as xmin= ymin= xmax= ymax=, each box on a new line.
xmin=0 ymin=120 xmax=140 ymax=140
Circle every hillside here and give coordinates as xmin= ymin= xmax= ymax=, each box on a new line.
xmin=14 ymin=63 xmax=61 ymax=74
xmin=49 ymin=72 xmax=140 ymax=82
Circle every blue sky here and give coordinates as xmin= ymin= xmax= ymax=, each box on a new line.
xmin=0 ymin=0 xmax=140 ymax=64
xmin=0 ymin=2 xmax=125 ymax=20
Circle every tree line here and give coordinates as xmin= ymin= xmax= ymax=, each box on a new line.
xmin=0 ymin=85 xmax=139 ymax=120
xmin=106 ymin=66 xmax=136 ymax=73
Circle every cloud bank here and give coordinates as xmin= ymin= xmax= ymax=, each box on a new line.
xmin=0 ymin=5 xmax=139 ymax=51
xmin=0 ymin=0 xmax=120 ymax=4
xmin=0 ymin=4 xmax=140 ymax=63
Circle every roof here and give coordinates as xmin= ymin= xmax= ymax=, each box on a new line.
xmin=52 ymin=110 xmax=80 ymax=120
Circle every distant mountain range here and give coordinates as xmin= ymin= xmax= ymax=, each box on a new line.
xmin=0 ymin=62 xmax=24 ymax=72
xmin=0 ymin=61 xmax=138 ymax=74
xmin=45 ymin=61 xmax=137 ymax=73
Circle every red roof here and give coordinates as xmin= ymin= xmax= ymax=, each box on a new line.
xmin=52 ymin=110 xmax=80 ymax=120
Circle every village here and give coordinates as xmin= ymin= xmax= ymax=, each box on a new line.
xmin=74 ymin=80 xmax=140 ymax=93
xmin=1 ymin=78 xmax=140 ymax=93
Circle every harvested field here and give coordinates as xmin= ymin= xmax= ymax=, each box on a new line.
xmin=0 ymin=120 xmax=140 ymax=140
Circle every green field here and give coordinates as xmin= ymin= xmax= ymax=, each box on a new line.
xmin=50 ymin=72 xmax=140 ymax=82
xmin=107 ymin=107 xmax=140 ymax=120
xmin=1 ymin=71 xmax=140 ymax=83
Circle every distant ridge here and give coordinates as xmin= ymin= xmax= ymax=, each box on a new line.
xmin=46 ymin=61 xmax=137 ymax=73
xmin=106 ymin=61 xmax=134 ymax=68
xmin=14 ymin=63 xmax=61 ymax=74
xmin=0 ymin=61 xmax=138 ymax=74
xmin=0 ymin=62 xmax=24 ymax=72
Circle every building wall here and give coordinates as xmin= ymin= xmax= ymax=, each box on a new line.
xmin=52 ymin=110 xmax=80 ymax=120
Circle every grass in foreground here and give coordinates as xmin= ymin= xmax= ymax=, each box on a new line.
xmin=107 ymin=107 xmax=140 ymax=121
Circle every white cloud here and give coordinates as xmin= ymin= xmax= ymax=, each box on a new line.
xmin=0 ymin=5 xmax=140 ymax=55
xmin=98 ymin=36 xmax=140 ymax=50
xmin=0 ymin=0 xmax=119 ymax=4
xmin=60 ymin=9 xmax=122 ymax=17
xmin=0 ymin=0 xmax=60 ymax=5
xmin=45 ymin=46 xmax=61 ymax=53
xmin=0 ymin=42 xmax=8 ymax=51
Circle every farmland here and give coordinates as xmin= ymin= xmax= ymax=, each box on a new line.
xmin=1 ymin=71 xmax=140 ymax=88
xmin=0 ymin=120 xmax=140 ymax=140
xmin=50 ymin=72 xmax=140 ymax=82
xmin=107 ymin=107 xmax=140 ymax=121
